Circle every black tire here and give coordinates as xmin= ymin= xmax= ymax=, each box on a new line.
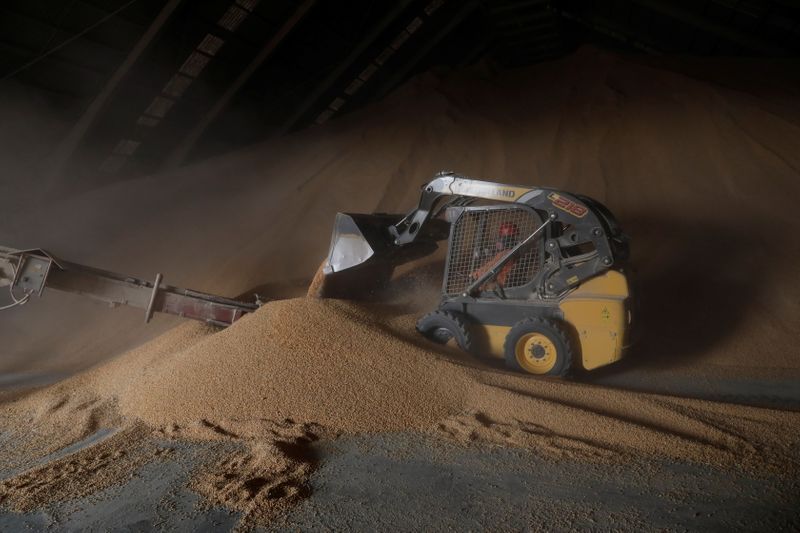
xmin=416 ymin=310 xmax=473 ymax=353
xmin=503 ymin=317 xmax=573 ymax=377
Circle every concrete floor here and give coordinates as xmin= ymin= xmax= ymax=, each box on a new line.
xmin=1 ymin=429 xmax=798 ymax=532
xmin=582 ymin=368 xmax=800 ymax=411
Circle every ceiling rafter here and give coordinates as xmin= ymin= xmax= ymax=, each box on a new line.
xmin=162 ymin=0 xmax=317 ymax=170
xmin=46 ymin=0 xmax=184 ymax=188
xmin=629 ymin=0 xmax=788 ymax=55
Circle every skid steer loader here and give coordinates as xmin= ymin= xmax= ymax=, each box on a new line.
xmin=1 ymin=171 xmax=632 ymax=377
xmin=316 ymin=171 xmax=633 ymax=376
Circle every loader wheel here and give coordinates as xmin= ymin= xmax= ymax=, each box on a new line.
xmin=416 ymin=310 xmax=473 ymax=353
xmin=504 ymin=317 xmax=573 ymax=377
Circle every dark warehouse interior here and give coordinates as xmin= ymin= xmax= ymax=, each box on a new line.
xmin=1 ymin=0 xmax=798 ymax=182
xmin=1 ymin=1 xmax=800 ymax=530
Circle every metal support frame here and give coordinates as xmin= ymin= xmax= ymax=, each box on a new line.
xmin=373 ymin=1 xmax=480 ymax=102
xmin=0 ymin=40 xmax=107 ymax=78
xmin=555 ymin=7 xmax=662 ymax=54
xmin=162 ymin=0 xmax=316 ymax=170
xmin=0 ymin=2 xmax=140 ymax=57
xmin=45 ymin=0 xmax=184 ymax=189
xmin=456 ymin=36 xmax=490 ymax=67
xmin=278 ymin=0 xmax=415 ymax=135
xmin=630 ymin=0 xmax=786 ymax=55
xmin=144 ymin=272 xmax=163 ymax=323
xmin=488 ymin=0 xmax=549 ymax=16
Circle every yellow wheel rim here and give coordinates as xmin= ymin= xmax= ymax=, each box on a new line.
xmin=515 ymin=333 xmax=557 ymax=374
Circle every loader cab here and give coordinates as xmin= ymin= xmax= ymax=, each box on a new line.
xmin=418 ymin=200 xmax=631 ymax=377
xmin=440 ymin=200 xmax=617 ymax=302
xmin=442 ymin=203 xmax=549 ymax=300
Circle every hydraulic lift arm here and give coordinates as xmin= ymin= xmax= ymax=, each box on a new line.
xmin=318 ymin=171 xmax=630 ymax=299
xmin=0 ymin=246 xmax=258 ymax=327
xmin=389 ymin=171 xmax=537 ymax=245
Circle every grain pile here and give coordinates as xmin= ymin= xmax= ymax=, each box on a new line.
xmin=2 ymin=47 xmax=800 ymax=527
xmin=2 ymin=296 xmax=799 ymax=526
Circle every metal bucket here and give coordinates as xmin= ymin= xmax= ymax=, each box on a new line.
xmin=313 ymin=212 xmax=446 ymax=299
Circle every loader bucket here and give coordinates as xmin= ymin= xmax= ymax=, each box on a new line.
xmin=312 ymin=212 xmax=445 ymax=299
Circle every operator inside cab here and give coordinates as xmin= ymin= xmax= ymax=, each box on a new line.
xmin=471 ymin=222 xmax=519 ymax=292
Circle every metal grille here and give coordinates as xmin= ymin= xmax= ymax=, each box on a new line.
xmin=444 ymin=207 xmax=543 ymax=296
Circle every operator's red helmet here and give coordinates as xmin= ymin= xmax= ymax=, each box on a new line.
xmin=497 ymin=222 xmax=519 ymax=250
xmin=498 ymin=222 xmax=519 ymax=238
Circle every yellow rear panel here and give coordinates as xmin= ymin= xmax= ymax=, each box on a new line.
xmin=559 ymin=270 xmax=629 ymax=370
